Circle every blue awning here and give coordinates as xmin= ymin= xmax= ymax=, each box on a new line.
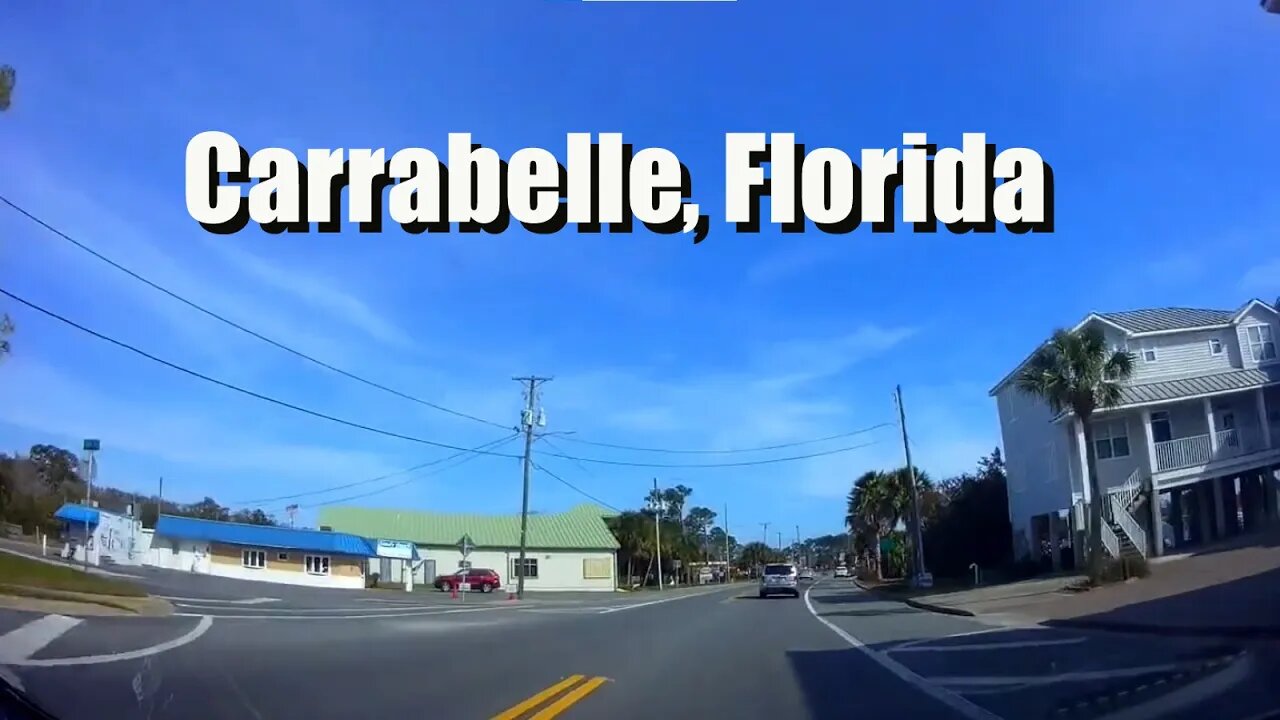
xmin=54 ymin=504 xmax=100 ymax=526
xmin=154 ymin=515 xmax=376 ymax=557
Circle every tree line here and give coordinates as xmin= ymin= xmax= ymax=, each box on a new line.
xmin=0 ymin=443 xmax=279 ymax=535
xmin=846 ymin=448 xmax=1013 ymax=581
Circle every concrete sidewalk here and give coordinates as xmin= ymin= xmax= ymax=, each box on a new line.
xmin=860 ymin=532 xmax=1280 ymax=638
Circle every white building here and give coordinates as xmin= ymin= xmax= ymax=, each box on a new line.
xmin=318 ymin=503 xmax=621 ymax=592
xmin=992 ymin=299 xmax=1280 ymax=567
xmin=53 ymin=503 xmax=146 ymax=566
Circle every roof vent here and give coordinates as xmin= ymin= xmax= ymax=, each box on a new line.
xmin=319 ymin=525 xmax=332 ymax=531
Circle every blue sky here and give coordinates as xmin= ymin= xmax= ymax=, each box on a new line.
xmin=1 ymin=2 xmax=1277 ymax=540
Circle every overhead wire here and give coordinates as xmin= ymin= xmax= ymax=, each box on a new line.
xmin=0 ymin=287 xmax=890 ymax=470
xmin=552 ymin=424 xmax=892 ymax=454
xmin=0 ymin=287 xmax=523 ymax=459
xmin=533 ymin=462 xmax=623 ymax=513
xmin=0 ymin=195 xmax=512 ymax=431
xmin=297 ymin=434 xmax=522 ymax=510
xmin=232 ymin=433 xmax=520 ymax=506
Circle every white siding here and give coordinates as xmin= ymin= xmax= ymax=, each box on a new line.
xmin=144 ymin=539 xmax=364 ymax=589
xmin=996 ymin=384 xmax=1074 ymax=555
xmin=419 ymin=547 xmax=617 ymax=592
xmin=1236 ymin=305 xmax=1280 ymax=369
xmin=1126 ymin=329 xmax=1238 ymax=383
xmin=1087 ymin=413 xmax=1145 ymax=491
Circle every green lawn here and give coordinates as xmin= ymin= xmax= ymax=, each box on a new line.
xmin=0 ymin=552 xmax=148 ymax=597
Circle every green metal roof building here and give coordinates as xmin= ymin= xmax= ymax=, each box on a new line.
xmin=318 ymin=503 xmax=621 ymax=592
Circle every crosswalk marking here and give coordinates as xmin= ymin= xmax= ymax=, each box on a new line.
xmin=0 ymin=614 xmax=83 ymax=664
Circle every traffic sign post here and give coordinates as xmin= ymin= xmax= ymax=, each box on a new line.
xmin=457 ymin=535 xmax=474 ymax=597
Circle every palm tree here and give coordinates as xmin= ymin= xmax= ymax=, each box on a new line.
xmin=1016 ymin=325 xmax=1133 ymax=575
xmin=847 ymin=470 xmax=893 ymax=578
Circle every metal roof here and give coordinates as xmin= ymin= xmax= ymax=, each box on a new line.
xmin=154 ymin=515 xmax=377 ymax=556
xmin=54 ymin=504 xmax=101 ymax=526
xmin=1116 ymin=367 xmax=1280 ymax=406
xmin=317 ymin=503 xmax=621 ymax=550
xmin=1097 ymin=307 xmax=1235 ymax=334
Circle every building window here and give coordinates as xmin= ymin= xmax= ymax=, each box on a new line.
xmin=512 ymin=558 xmax=539 ymax=579
xmin=582 ymin=557 xmax=611 ymax=579
xmin=1246 ymin=325 xmax=1277 ymax=363
xmin=1093 ymin=419 xmax=1130 ymax=460
xmin=304 ymin=555 xmax=330 ymax=576
xmin=1140 ymin=344 xmax=1157 ymax=363
xmin=1150 ymin=411 xmax=1172 ymax=444
xmin=1209 ymin=338 xmax=1223 ymax=356
xmin=242 ymin=549 xmax=265 ymax=569
xmin=277 ymin=552 xmax=289 ymax=561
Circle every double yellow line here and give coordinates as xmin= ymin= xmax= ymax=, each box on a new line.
xmin=491 ymin=674 xmax=609 ymax=720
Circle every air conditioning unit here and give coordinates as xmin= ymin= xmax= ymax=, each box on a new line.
xmin=1264 ymin=0 xmax=1280 ymax=13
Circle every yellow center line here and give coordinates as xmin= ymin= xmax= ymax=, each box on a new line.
xmin=490 ymin=675 xmax=586 ymax=720
xmin=528 ymin=676 xmax=609 ymax=719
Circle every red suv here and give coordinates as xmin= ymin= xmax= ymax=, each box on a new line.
xmin=435 ymin=568 xmax=501 ymax=593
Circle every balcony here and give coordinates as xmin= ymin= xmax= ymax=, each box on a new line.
xmin=1153 ymin=427 xmax=1270 ymax=472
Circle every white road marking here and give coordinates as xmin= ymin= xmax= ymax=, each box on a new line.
xmin=156 ymin=596 xmax=279 ymax=605
xmin=890 ymin=637 xmax=1087 ymax=653
xmin=180 ymin=606 xmax=516 ymax=621
xmin=0 ymin=666 xmax=25 ymax=693
xmin=931 ymin=662 xmax=1195 ymax=688
xmin=597 ymin=586 xmax=737 ymax=613
xmin=802 ymin=583 xmax=1004 ymax=720
xmin=8 ymin=615 xmax=214 ymax=668
xmin=0 ymin=614 xmax=83 ymax=664
xmin=171 ymin=603 xmax=452 ymax=612
xmin=1093 ymin=653 xmax=1252 ymax=720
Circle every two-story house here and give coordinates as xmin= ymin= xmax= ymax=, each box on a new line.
xmin=991 ymin=299 xmax=1280 ymax=568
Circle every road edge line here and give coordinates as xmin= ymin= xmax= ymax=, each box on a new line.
xmin=14 ymin=615 xmax=214 ymax=667
xmin=802 ymin=583 xmax=1004 ymax=720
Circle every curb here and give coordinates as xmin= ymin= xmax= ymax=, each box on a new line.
xmin=852 ymin=577 xmax=978 ymax=617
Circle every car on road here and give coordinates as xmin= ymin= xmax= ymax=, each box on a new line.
xmin=758 ymin=563 xmax=799 ymax=598
xmin=834 ymin=565 xmax=850 ymax=578
xmin=798 ymin=567 xmax=814 ymax=581
xmin=434 ymin=568 xmax=502 ymax=593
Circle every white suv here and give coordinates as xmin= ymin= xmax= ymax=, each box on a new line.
xmin=834 ymin=565 xmax=850 ymax=578
xmin=758 ymin=563 xmax=799 ymax=598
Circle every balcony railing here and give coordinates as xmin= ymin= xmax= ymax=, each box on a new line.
xmin=1153 ymin=428 xmax=1273 ymax=472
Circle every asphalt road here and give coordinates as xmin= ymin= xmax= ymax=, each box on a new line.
xmin=2 ymin=576 xmax=1277 ymax=719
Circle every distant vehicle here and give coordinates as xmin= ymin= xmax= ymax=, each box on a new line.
xmin=435 ymin=567 xmax=501 ymax=593
xmin=758 ymin=563 xmax=799 ymax=598
xmin=834 ymin=565 xmax=850 ymax=578
xmin=798 ymin=567 xmax=815 ymax=581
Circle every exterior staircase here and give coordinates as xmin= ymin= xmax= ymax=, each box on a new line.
xmin=1100 ymin=468 xmax=1149 ymax=560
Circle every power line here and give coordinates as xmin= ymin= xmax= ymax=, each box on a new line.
xmin=533 ymin=462 xmax=622 ymax=513
xmin=0 ymin=287 xmax=523 ymax=460
xmin=538 ymin=438 xmax=885 ymax=469
xmin=554 ymin=424 xmax=892 ymax=454
xmin=297 ymin=435 xmax=521 ymax=510
xmin=0 ymin=195 xmax=511 ymax=431
xmin=232 ymin=433 xmax=519 ymax=506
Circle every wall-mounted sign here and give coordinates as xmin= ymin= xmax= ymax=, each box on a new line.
xmin=374 ymin=539 xmax=417 ymax=560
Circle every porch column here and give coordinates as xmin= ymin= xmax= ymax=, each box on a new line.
xmin=1213 ymin=476 xmax=1228 ymax=537
xmin=1197 ymin=481 xmax=1214 ymax=544
xmin=1075 ymin=419 xmax=1091 ymax=504
xmin=1258 ymin=388 xmax=1273 ymax=450
xmin=1141 ymin=408 xmax=1157 ymax=475
xmin=1149 ymin=484 xmax=1163 ymax=557
xmin=1205 ymin=398 xmax=1219 ymax=454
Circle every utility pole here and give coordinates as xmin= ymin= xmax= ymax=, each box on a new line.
xmin=777 ymin=531 xmax=783 ymax=552
xmin=514 ymin=376 xmax=551 ymax=600
xmin=796 ymin=525 xmax=801 ymax=564
xmin=761 ymin=522 xmax=770 ymax=546
xmin=652 ymin=478 xmax=664 ymax=591
xmin=81 ymin=439 xmax=99 ymax=570
xmin=896 ymin=384 xmax=929 ymax=587
xmin=723 ymin=504 xmax=730 ymax=584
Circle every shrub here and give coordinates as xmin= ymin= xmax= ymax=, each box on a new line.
xmin=367 ymin=572 xmax=380 ymax=589
xmin=1089 ymin=556 xmax=1149 ymax=585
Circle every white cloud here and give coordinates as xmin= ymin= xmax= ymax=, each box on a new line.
xmin=1239 ymin=258 xmax=1280 ymax=298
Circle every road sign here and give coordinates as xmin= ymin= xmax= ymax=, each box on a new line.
xmin=457 ymin=534 xmax=474 ymax=558
xmin=83 ymin=439 xmax=100 ymax=451
xmin=879 ymin=537 xmax=896 ymax=553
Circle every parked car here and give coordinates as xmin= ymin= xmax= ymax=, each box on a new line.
xmin=798 ymin=567 xmax=815 ymax=581
xmin=834 ymin=565 xmax=850 ymax=578
xmin=758 ymin=563 xmax=799 ymax=598
xmin=434 ymin=568 xmax=502 ymax=593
